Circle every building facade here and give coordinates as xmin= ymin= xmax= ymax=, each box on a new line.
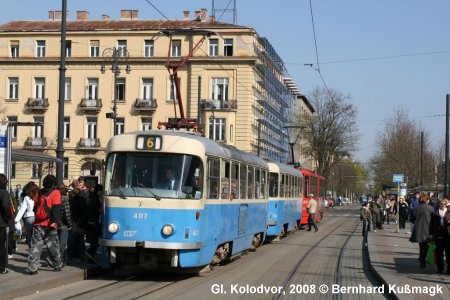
xmin=0 ymin=9 xmax=309 ymax=186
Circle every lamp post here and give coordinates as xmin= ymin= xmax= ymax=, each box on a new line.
xmin=208 ymin=105 xmax=216 ymax=140
xmin=283 ymin=125 xmax=304 ymax=165
xmin=101 ymin=47 xmax=130 ymax=135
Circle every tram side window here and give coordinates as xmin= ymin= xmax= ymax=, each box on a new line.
xmin=230 ymin=162 xmax=239 ymax=200
xmin=208 ymin=158 xmax=220 ymax=199
xmin=280 ymin=174 xmax=285 ymax=198
xmin=261 ymin=170 xmax=267 ymax=198
xmin=284 ymin=175 xmax=290 ymax=197
xmin=247 ymin=166 xmax=254 ymax=199
xmin=240 ymin=164 xmax=247 ymax=199
xmin=269 ymin=172 xmax=279 ymax=197
xmin=255 ymin=169 xmax=261 ymax=199
xmin=304 ymin=176 xmax=310 ymax=197
xmin=180 ymin=156 xmax=203 ymax=198
xmin=299 ymin=177 xmax=303 ymax=197
xmin=221 ymin=160 xmax=231 ymax=199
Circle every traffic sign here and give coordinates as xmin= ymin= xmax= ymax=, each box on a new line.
xmin=392 ymin=173 xmax=404 ymax=183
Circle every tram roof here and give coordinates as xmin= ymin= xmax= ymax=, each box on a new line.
xmin=268 ymin=162 xmax=302 ymax=177
xmin=108 ymin=130 xmax=269 ymax=169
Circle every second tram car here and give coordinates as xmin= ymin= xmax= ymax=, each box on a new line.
xmin=266 ymin=162 xmax=303 ymax=238
xmin=100 ymin=130 xmax=270 ymax=270
xmin=299 ymin=169 xmax=326 ymax=226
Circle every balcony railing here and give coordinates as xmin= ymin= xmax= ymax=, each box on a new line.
xmin=200 ymin=99 xmax=237 ymax=110
xmin=80 ymin=98 xmax=102 ymax=112
xmin=78 ymin=138 xmax=101 ymax=150
xmin=26 ymin=98 xmax=49 ymax=111
xmin=24 ymin=137 xmax=48 ymax=149
xmin=134 ymin=98 xmax=158 ymax=112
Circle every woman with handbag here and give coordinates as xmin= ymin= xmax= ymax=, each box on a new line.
xmin=14 ymin=182 xmax=38 ymax=249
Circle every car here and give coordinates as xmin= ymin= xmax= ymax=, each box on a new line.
xmin=341 ymin=197 xmax=350 ymax=206
xmin=327 ymin=198 xmax=334 ymax=208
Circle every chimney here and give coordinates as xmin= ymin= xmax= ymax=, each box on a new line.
xmin=200 ymin=8 xmax=207 ymax=22
xmin=131 ymin=10 xmax=139 ymax=20
xmin=183 ymin=10 xmax=190 ymax=20
xmin=76 ymin=11 xmax=89 ymax=21
xmin=194 ymin=11 xmax=201 ymax=20
xmin=49 ymin=10 xmax=69 ymax=21
xmin=209 ymin=15 xmax=216 ymax=22
xmin=48 ymin=11 xmax=55 ymax=21
xmin=120 ymin=9 xmax=138 ymax=20
xmin=102 ymin=15 xmax=110 ymax=21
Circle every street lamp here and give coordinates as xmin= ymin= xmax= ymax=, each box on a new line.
xmin=101 ymin=47 xmax=130 ymax=135
xmin=208 ymin=105 xmax=216 ymax=140
xmin=283 ymin=125 xmax=304 ymax=165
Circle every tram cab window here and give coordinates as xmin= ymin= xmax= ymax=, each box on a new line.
xmin=269 ymin=172 xmax=279 ymax=197
xmin=207 ymin=159 xmax=220 ymax=199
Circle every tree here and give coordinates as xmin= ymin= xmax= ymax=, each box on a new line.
xmin=297 ymin=86 xmax=359 ymax=179
xmin=370 ymin=108 xmax=436 ymax=191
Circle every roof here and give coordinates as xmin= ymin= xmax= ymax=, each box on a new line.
xmin=12 ymin=149 xmax=62 ymax=163
xmin=0 ymin=20 xmax=248 ymax=33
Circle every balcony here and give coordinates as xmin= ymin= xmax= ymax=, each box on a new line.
xmin=79 ymin=98 xmax=102 ymax=112
xmin=26 ymin=98 xmax=49 ymax=111
xmin=78 ymin=138 xmax=101 ymax=150
xmin=24 ymin=137 xmax=48 ymax=149
xmin=200 ymin=99 xmax=237 ymax=111
xmin=134 ymin=98 xmax=158 ymax=112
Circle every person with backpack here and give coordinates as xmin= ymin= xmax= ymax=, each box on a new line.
xmin=14 ymin=183 xmax=38 ymax=249
xmin=27 ymin=175 xmax=63 ymax=275
xmin=0 ymin=174 xmax=12 ymax=274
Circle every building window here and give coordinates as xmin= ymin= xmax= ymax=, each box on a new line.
xmin=115 ymin=78 xmax=126 ymax=101
xmin=144 ymin=40 xmax=154 ymax=57
xmin=86 ymin=117 xmax=97 ymax=139
xmin=169 ymin=77 xmax=180 ymax=101
xmin=142 ymin=78 xmax=153 ymax=100
xmin=87 ymin=78 xmax=98 ymax=100
xmin=8 ymin=77 xmax=18 ymax=100
xmin=63 ymin=158 xmax=69 ymax=180
xmin=36 ymin=40 xmax=46 ymax=58
xmin=117 ymin=40 xmax=127 ymax=57
xmin=209 ymin=39 xmax=218 ymax=56
xmin=34 ymin=77 xmax=45 ymax=99
xmin=141 ymin=117 xmax=152 ymax=131
xmin=10 ymin=41 xmax=19 ymax=58
xmin=32 ymin=163 xmax=42 ymax=179
xmin=209 ymin=118 xmax=226 ymax=142
xmin=224 ymin=39 xmax=233 ymax=56
xmin=115 ymin=117 xmax=125 ymax=135
xmin=90 ymin=40 xmax=99 ymax=57
xmin=11 ymin=162 xmax=16 ymax=179
xmin=230 ymin=124 xmax=234 ymax=142
xmin=212 ymin=78 xmax=229 ymax=100
xmin=171 ymin=40 xmax=181 ymax=57
xmin=7 ymin=116 xmax=17 ymax=139
xmin=64 ymin=77 xmax=71 ymax=101
xmin=33 ymin=116 xmax=44 ymax=138
xmin=63 ymin=117 xmax=70 ymax=139
xmin=65 ymin=40 xmax=72 ymax=57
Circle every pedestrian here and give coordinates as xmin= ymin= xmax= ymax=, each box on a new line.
xmin=67 ymin=183 xmax=88 ymax=263
xmin=360 ymin=202 xmax=371 ymax=237
xmin=371 ymin=196 xmax=382 ymax=232
xmin=14 ymin=184 xmax=22 ymax=204
xmin=430 ymin=200 xmax=450 ymax=273
xmin=86 ymin=184 xmax=102 ymax=262
xmin=398 ymin=197 xmax=409 ymax=233
xmin=57 ymin=184 xmax=73 ymax=267
xmin=27 ymin=174 xmax=63 ymax=275
xmin=412 ymin=194 xmax=433 ymax=269
xmin=383 ymin=193 xmax=391 ymax=225
xmin=7 ymin=190 xmax=18 ymax=259
xmin=306 ymin=194 xmax=319 ymax=232
xmin=0 ymin=174 xmax=12 ymax=274
xmin=14 ymin=182 xmax=38 ymax=249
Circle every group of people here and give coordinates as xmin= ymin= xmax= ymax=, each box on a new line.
xmin=360 ymin=190 xmax=450 ymax=274
xmin=0 ymin=174 xmax=102 ymax=275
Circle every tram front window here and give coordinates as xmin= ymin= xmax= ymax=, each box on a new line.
xmin=104 ymin=153 xmax=203 ymax=199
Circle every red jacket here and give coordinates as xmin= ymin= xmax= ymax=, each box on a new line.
xmin=34 ymin=188 xmax=61 ymax=227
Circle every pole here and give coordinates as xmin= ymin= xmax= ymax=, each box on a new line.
xmin=445 ymin=95 xmax=450 ymax=196
xmin=396 ymin=182 xmax=400 ymax=233
xmin=420 ymin=131 xmax=423 ymax=188
xmin=113 ymin=51 xmax=119 ymax=135
xmin=257 ymin=119 xmax=261 ymax=157
xmin=197 ymin=76 xmax=201 ymax=127
xmin=56 ymin=0 xmax=67 ymax=186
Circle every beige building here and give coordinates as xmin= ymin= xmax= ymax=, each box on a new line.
xmin=0 ymin=9 xmax=312 ymax=187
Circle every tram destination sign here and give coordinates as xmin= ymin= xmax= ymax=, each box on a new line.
xmin=392 ymin=173 xmax=404 ymax=183
xmin=136 ymin=135 xmax=162 ymax=150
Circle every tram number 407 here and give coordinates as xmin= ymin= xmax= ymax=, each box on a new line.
xmin=133 ymin=212 xmax=148 ymax=219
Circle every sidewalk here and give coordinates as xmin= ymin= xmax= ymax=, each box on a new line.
xmin=367 ymin=222 xmax=450 ymax=300
xmin=1 ymin=240 xmax=102 ymax=300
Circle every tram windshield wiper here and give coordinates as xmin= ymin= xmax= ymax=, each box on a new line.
xmin=116 ymin=188 xmax=127 ymax=199
xmin=137 ymin=183 xmax=161 ymax=201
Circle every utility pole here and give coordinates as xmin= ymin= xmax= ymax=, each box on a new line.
xmin=101 ymin=47 xmax=130 ymax=135
xmin=56 ymin=0 xmax=67 ymax=186
xmin=420 ymin=131 xmax=423 ymax=188
xmin=445 ymin=95 xmax=450 ymax=196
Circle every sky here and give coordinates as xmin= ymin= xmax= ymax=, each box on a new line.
xmin=1 ymin=0 xmax=449 ymax=164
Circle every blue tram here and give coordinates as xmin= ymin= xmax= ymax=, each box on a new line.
xmin=266 ymin=162 xmax=303 ymax=238
xmin=99 ymin=130 xmax=269 ymax=269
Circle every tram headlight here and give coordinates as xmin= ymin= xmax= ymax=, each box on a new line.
xmin=162 ymin=224 xmax=174 ymax=237
xmin=108 ymin=222 xmax=119 ymax=234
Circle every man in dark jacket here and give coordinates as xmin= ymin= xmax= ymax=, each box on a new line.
xmin=0 ymin=174 xmax=12 ymax=274
xmin=413 ymin=194 xmax=434 ymax=268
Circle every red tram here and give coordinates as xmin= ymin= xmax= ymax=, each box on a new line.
xmin=298 ymin=169 xmax=326 ymax=226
